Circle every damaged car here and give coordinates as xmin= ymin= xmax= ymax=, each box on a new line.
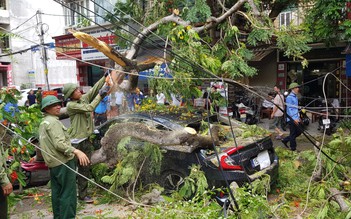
xmin=93 ymin=112 xmax=279 ymax=193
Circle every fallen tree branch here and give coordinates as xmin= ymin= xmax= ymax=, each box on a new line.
xmin=91 ymin=122 xmax=218 ymax=165
xmin=329 ymin=188 xmax=350 ymax=212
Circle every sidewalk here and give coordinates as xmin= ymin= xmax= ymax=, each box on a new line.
xmin=257 ymin=118 xmax=323 ymax=151
xmin=257 ymin=118 xmax=321 ymax=137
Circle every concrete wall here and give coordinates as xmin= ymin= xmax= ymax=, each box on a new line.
xmin=249 ymin=52 xmax=277 ymax=88
xmin=7 ymin=0 xmax=76 ymax=89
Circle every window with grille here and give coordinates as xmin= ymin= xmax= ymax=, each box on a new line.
xmin=64 ymin=0 xmax=89 ymax=27
xmin=280 ymin=11 xmax=292 ymax=27
xmin=0 ymin=35 xmax=10 ymax=53
xmin=0 ymin=0 xmax=6 ymax=9
xmin=94 ymin=0 xmax=117 ymax=25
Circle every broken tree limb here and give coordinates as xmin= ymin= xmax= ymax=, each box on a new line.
xmin=69 ymin=29 xmax=127 ymax=67
xmin=90 ymin=122 xmax=219 ymax=165
xmin=329 ymin=188 xmax=350 ymax=212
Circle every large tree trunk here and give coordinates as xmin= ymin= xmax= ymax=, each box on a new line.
xmin=90 ymin=123 xmax=218 ymax=166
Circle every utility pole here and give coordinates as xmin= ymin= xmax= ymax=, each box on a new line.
xmin=37 ymin=10 xmax=50 ymax=90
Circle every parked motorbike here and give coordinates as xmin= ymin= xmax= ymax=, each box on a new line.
xmin=300 ymin=108 xmax=310 ymax=128
xmin=6 ymin=137 xmax=50 ymax=187
xmin=315 ymin=99 xmax=337 ymax=135
xmin=232 ymin=95 xmax=259 ymax=125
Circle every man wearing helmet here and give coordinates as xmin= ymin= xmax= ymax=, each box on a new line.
xmin=281 ymin=82 xmax=302 ymax=151
xmin=63 ymin=73 xmax=110 ymax=203
xmin=39 ymin=95 xmax=90 ymax=218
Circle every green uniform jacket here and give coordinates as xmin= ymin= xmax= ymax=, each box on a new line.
xmin=0 ymin=155 xmax=10 ymax=186
xmin=36 ymin=92 xmax=42 ymax=104
xmin=39 ymin=114 xmax=76 ymax=168
xmin=67 ymin=76 xmax=105 ymax=139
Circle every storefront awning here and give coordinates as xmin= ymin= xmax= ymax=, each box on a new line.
xmin=249 ymin=48 xmax=274 ymax=62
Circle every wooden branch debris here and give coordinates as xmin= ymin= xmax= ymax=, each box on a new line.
xmin=329 ymin=188 xmax=350 ymax=212
xmin=69 ymin=29 xmax=127 ymax=67
xmin=90 ymin=122 xmax=219 ymax=166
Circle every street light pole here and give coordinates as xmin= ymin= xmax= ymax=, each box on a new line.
xmin=37 ymin=10 xmax=50 ymax=90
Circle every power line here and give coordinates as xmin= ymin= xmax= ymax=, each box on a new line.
xmin=90 ymin=0 xmax=220 ymax=79
xmin=0 ymin=47 xmax=32 ymax=57
xmin=42 ymin=12 xmax=96 ymax=18
xmin=10 ymin=12 xmax=37 ymax=32
xmin=54 ymin=0 xmax=219 ymax=80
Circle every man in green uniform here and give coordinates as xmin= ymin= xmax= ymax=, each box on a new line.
xmin=1 ymin=150 xmax=13 ymax=219
xmin=39 ymin=95 xmax=90 ymax=219
xmin=36 ymin=87 xmax=42 ymax=104
xmin=63 ymin=75 xmax=109 ymax=203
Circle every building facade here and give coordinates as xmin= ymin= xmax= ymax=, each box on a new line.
xmin=249 ymin=5 xmax=351 ymax=107
xmin=0 ymin=0 xmax=76 ymax=90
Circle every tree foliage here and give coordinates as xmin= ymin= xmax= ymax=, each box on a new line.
xmin=304 ymin=0 xmax=351 ymax=45
xmin=0 ymin=88 xmax=43 ymax=187
xmin=103 ymin=0 xmax=315 ymax=98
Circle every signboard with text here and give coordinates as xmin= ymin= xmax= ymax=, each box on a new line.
xmin=43 ymin=90 xmax=57 ymax=98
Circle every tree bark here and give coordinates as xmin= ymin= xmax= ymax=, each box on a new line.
xmin=311 ymin=147 xmax=323 ymax=182
xmin=329 ymin=188 xmax=350 ymax=212
xmin=90 ymin=122 xmax=218 ymax=166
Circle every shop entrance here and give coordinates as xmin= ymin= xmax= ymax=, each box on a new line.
xmin=288 ymin=61 xmax=340 ymax=106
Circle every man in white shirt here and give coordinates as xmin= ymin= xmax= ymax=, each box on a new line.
xmin=271 ymin=85 xmax=285 ymax=139
xmin=115 ymin=90 xmax=125 ymax=115
xmin=156 ymin=92 xmax=166 ymax=105
xmin=171 ymin=93 xmax=181 ymax=106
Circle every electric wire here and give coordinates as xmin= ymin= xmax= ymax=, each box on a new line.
xmin=42 ymin=12 xmax=96 ymax=18
xmin=300 ymin=71 xmax=334 ymax=216
xmin=3 ymin=3 xmax=351 ymax=216
xmin=0 ymin=121 xmax=143 ymax=206
xmin=1 ymin=23 xmax=246 ymax=215
xmin=53 ymin=0 xmax=221 ymax=80
xmin=91 ymin=0 xmax=227 ymax=81
xmin=0 ymin=117 xmax=221 ymax=218
xmin=10 ymin=13 xmax=37 ymax=32
xmin=26 ymin=2 xmax=244 ymax=212
xmin=53 ymin=0 xmax=171 ymax=66
xmin=3 ymin=22 xmax=351 ymax=121
xmin=0 ymin=47 xmax=32 ymax=57
xmin=204 ymin=94 xmax=240 ymax=212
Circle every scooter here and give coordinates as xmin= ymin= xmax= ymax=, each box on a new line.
xmin=6 ymin=156 xmax=50 ymax=187
xmin=317 ymin=106 xmax=337 ymax=136
xmin=232 ymin=101 xmax=258 ymax=125
xmin=300 ymin=108 xmax=310 ymax=128
xmin=6 ymin=137 xmax=50 ymax=187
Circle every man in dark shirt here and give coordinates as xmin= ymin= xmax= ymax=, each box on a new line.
xmin=27 ymin=89 xmax=36 ymax=106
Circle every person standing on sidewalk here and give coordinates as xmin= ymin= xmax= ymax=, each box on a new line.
xmin=271 ymin=85 xmax=285 ymax=139
xmin=115 ymin=90 xmax=124 ymax=115
xmin=27 ymin=89 xmax=36 ymax=106
xmin=36 ymin=87 xmax=43 ymax=105
xmin=94 ymin=95 xmax=109 ymax=126
xmin=281 ymin=82 xmax=302 ymax=151
xmin=39 ymin=95 xmax=90 ymax=218
xmin=63 ymin=74 xmax=110 ymax=203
